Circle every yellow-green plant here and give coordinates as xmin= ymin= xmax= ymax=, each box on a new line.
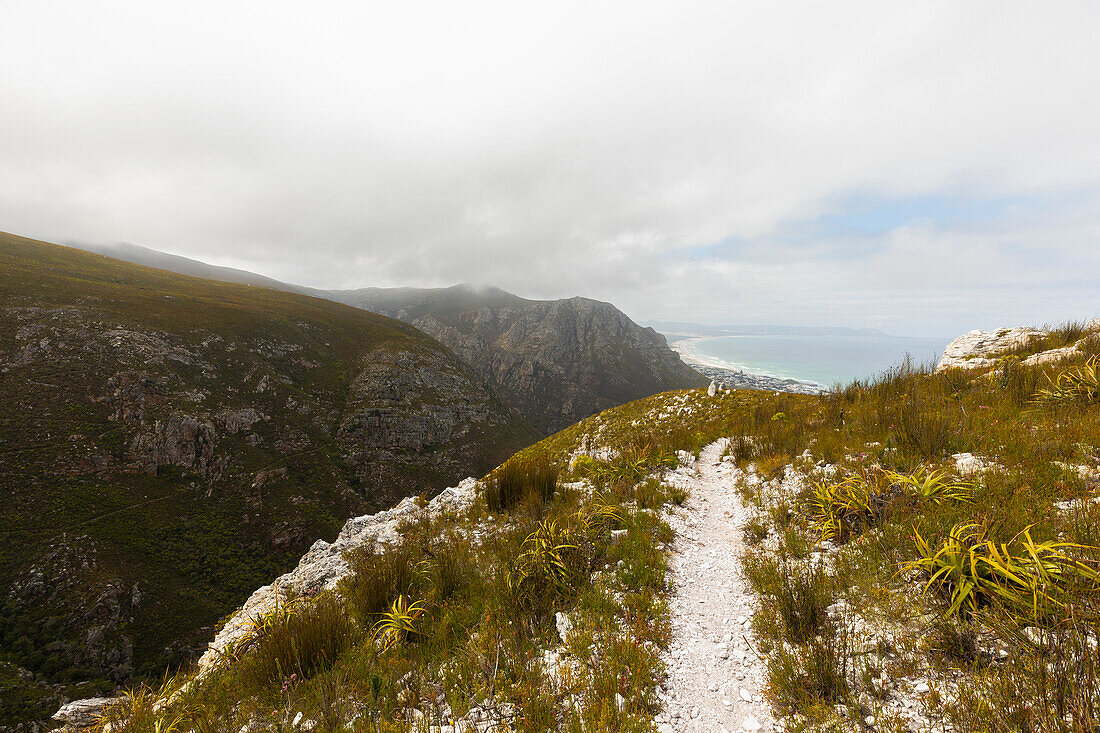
xmin=512 ymin=519 xmax=578 ymax=593
xmin=1034 ymin=356 xmax=1100 ymax=403
xmin=372 ymin=595 xmax=426 ymax=650
xmin=579 ymin=492 xmax=624 ymax=532
xmin=804 ymin=477 xmax=875 ymax=541
xmin=907 ymin=523 xmax=1100 ymax=621
xmin=883 ymin=467 xmax=972 ymax=505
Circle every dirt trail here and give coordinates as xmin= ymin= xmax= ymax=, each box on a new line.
xmin=656 ymin=439 xmax=775 ymax=733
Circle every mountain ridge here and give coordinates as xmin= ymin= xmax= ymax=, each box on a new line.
xmin=62 ymin=240 xmax=707 ymax=435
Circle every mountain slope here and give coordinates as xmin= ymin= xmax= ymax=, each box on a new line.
xmin=0 ymin=232 xmax=538 ymax=727
xmin=327 ymin=284 xmax=707 ymax=434
xmin=75 ymin=241 xmax=296 ymax=290
xmin=60 ymin=244 xmax=706 ymax=436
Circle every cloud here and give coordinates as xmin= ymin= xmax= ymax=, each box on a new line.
xmin=0 ymin=0 xmax=1098 ymax=336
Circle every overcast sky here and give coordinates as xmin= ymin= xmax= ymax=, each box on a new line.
xmin=2 ymin=1 xmax=1098 ymax=337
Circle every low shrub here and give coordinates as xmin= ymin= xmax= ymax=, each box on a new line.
xmin=743 ymin=554 xmax=833 ymax=644
xmin=486 ymin=454 xmax=559 ymax=512
xmin=237 ymin=594 xmax=358 ymax=689
xmin=342 ymin=541 xmax=418 ymax=623
xmin=766 ymin=633 xmax=850 ymax=713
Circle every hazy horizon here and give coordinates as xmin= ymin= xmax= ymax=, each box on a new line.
xmin=3 ymin=2 xmax=1099 ymax=338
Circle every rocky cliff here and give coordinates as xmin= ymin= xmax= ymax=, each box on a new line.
xmin=0 ymin=233 xmax=538 ymax=729
xmin=328 ymin=285 xmax=707 ymax=434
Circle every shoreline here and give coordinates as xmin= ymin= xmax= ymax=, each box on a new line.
xmin=671 ymin=337 xmax=826 ymax=395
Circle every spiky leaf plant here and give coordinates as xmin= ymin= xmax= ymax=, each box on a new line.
xmin=579 ymin=492 xmax=624 ymax=532
xmin=1034 ymin=356 xmax=1100 ymax=404
xmin=884 ymin=467 xmax=972 ymax=505
xmin=372 ymin=595 xmax=426 ymax=650
xmin=804 ymin=477 xmax=875 ymax=541
xmin=908 ymin=523 xmax=1100 ymax=622
xmin=512 ymin=519 xmax=578 ymax=595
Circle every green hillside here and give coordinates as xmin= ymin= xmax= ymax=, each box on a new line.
xmin=0 ymin=232 xmax=539 ymax=728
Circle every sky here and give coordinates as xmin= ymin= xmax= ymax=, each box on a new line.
xmin=1 ymin=1 xmax=1098 ymax=338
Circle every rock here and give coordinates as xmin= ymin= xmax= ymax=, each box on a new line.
xmin=937 ymin=327 xmax=1044 ymax=370
xmin=53 ymin=697 xmax=121 ymax=728
xmin=739 ymin=687 xmax=753 ymax=702
xmin=708 ymin=380 xmax=717 ymax=397
xmin=555 ymin=611 xmax=574 ymax=643
xmin=939 ymin=318 xmax=1100 ymax=371
xmin=743 ymin=716 xmax=763 ymax=731
xmin=914 ymin=681 xmax=930 ymax=694
xmin=952 ymin=452 xmax=987 ymax=476
xmin=614 ymin=693 xmax=625 ymax=710
xmin=1023 ymin=346 xmax=1079 ymax=366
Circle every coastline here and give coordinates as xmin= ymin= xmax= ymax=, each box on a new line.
xmin=671 ymin=337 xmax=826 ymax=395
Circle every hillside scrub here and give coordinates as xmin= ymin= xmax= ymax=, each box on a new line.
xmin=97 ymin=451 xmax=681 ymax=731
xmin=88 ymin=322 xmax=1100 ymax=731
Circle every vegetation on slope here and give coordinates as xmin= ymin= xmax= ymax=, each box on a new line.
xmin=0 ymin=232 xmax=538 ymax=728
xmin=13 ymin=274 xmax=1100 ymax=731
xmin=120 ymin=324 xmax=1097 ymax=733
xmin=99 ymin=452 xmax=683 ymax=732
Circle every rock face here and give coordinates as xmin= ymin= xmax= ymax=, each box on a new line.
xmin=328 ymin=285 xmax=707 ymax=434
xmin=0 ymin=233 xmax=537 ymax=729
xmin=937 ymin=319 xmax=1100 ymax=371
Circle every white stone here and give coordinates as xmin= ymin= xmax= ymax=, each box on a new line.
xmin=1023 ymin=345 xmax=1079 ymax=366
xmin=555 ymin=611 xmax=574 ymax=642
xmin=952 ymin=452 xmax=987 ymax=476
xmin=739 ymin=688 xmax=753 ymax=702
xmin=743 ymin=716 xmax=763 ymax=731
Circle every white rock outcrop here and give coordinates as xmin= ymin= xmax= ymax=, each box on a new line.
xmin=195 ymin=478 xmax=481 ymax=675
xmin=936 ymin=327 xmax=1044 ymax=371
xmin=938 ymin=318 xmax=1099 ymax=371
xmin=53 ymin=697 xmax=122 ymax=731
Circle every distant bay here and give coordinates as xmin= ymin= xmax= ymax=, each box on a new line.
xmin=668 ymin=331 xmax=950 ymax=388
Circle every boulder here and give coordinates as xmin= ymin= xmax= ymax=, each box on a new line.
xmin=53 ymin=697 xmax=121 ymax=730
xmin=936 ymin=327 xmax=1044 ymax=371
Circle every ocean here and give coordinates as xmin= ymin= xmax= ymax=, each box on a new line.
xmin=671 ymin=332 xmax=950 ymax=388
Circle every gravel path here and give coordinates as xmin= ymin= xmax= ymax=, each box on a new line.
xmin=656 ymin=439 xmax=775 ymax=733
